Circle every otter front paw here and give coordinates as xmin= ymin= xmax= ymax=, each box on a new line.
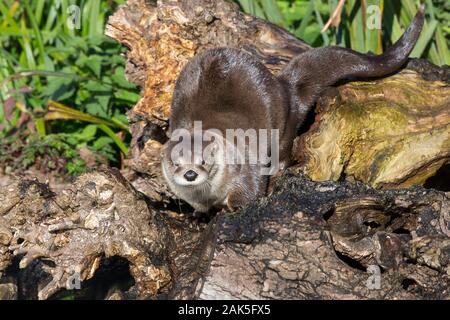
xmin=226 ymin=191 xmax=248 ymax=212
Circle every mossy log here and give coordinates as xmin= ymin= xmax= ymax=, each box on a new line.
xmin=294 ymin=65 xmax=450 ymax=189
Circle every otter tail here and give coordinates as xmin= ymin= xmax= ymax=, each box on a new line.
xmin=279 ymin=5 xmax=425 ymax=123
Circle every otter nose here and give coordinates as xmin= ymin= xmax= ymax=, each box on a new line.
xmin=184 ymin=170 xmax=198 ymax=182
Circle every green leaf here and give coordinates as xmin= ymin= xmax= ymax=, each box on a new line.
xmin=410 ymin=20 xmax=438 ymax=58
xmin=435 ymin=26 xmax=450 ymax=65
xmin=98 ymin=124 xmax=128 ymax=155
xmin=85 ymin=56 xmax=103 ymax=78
xmin=42 ymin=77 xmax=76 ymax=101
xmin=45 ymin=100 xmax=129 ymax=132
xmin=296 ymin=0 xmax=314 ymax=39
xmin=24 ymin=1 xmax=46 ymax=66
xmin=313 ymin=0 xmax=329 ymax=46
xmin=237 ymin=0 xmax=258 ymax=16
xmin=79 ymin=124 xmax=98 ymax=140
xmin=20 ymin=18 xmax=36 ymax=69
xmin=113 ymin=89 xmax=140 ymax=103
xmin=111 ymin=67 xmax=136 ymax=89
xmin=85 ymin=95 xmax=111 ymax=118
xmin=347 ymin=0 xmax=366 ymax=52
xmin=301 ymin=25 xmax=321 ymax=45
xmin=84 ymin=80 xmax=110 ymax=92
xmin=92 ymin=136 xmax=114 ymax=150
xmin=260 ymin=0 xmax=284 ymax=26
xmin=35 ymin=118 xmax=46 ymax=137
xmin=365 ymin=0 xmax=383 ymax=54
xmin=89 ymin=0 xmax=103 ymax=38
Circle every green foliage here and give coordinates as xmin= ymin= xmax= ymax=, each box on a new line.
xmin=0 ymin=123 xmax=118 ymax=176
xmin=236 ymin=0 xmax=449 ymax=65
xmin=0 ymin=0 xmax=137 ymax=173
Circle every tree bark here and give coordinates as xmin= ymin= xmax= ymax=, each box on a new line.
xmin=0 ymin=0 xmax=449 ymax=300
xmin=293 ymin=61 xmax=450 ymax=190
xmin=0 ymin=169 xmax=448 ymax=299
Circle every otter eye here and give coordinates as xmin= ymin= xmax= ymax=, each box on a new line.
xmin=201 ymin=160 xmax=205 ymax=165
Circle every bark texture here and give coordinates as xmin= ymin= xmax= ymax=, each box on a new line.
xmin=199 ymin=170 xmax=450 ymax=299
xmin=0 ymin=169 xmax=448 ymax=299
xmin=293 ymin=62 xmax=450 ymax=189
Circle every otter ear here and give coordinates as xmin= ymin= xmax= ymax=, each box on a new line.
xmin=200 ymin=51 xmax=229 ymax=86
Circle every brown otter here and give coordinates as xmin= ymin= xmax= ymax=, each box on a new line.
xmin=162 ymin=6 xmax=425 ymax=213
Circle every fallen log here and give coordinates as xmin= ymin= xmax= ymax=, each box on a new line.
xmin=198 ymin=169 xmax=450 ymax=299
xmin=0 ymin=168 xmax=448 ymax=299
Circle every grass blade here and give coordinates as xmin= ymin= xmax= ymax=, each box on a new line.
xmin=24 ymin=1 xmax=46 ymax=66
xmin=45 ymin=100 xmax=129 ymax=132
xmin=410 ymin=19 xmax=438 ymax=58
xmin=260 ymin=0 xmax=284 ymax=26
xmin=296 ymin=0 xmax=314 ymax=39
xmin=19 ymin=17 xmax=36 ymax=69
xmin=98 ymin=124 xmax=128 ymax=155
xmin=435 ymin=26 xmax=450 ymax=65
xmin=313 ymin=0 xmax=329 ymax=46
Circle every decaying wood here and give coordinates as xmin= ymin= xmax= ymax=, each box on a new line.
xmin=199 ymin=170 xmax=450 ymax=299
xmin=0 ymin=0 xmax=449 ymax=300
xmin=294 ymin=62 xmax=450 ymax=189
xmin=0 ymin=169 xmax=173 ymax=299
xmin=0 ymin=169 xmax=448 ymax=299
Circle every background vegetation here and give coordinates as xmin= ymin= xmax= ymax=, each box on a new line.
xmin=0 ymin=0 xmax=448 ymax=179
xmin=0 ymin=0 xmax=136 ymax=177
xmin=237 ymin=0 xmax=449 ymax=64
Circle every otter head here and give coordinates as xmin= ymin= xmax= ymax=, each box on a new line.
xmin=162 ymin=130 xmax=222 ymax=190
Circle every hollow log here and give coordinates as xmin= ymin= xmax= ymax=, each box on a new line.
xmin=0 ymin=0 xmax=449 ymax=300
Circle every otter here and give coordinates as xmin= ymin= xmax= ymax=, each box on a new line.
xmin=162 ymin=6 xmax=425 ymax=213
